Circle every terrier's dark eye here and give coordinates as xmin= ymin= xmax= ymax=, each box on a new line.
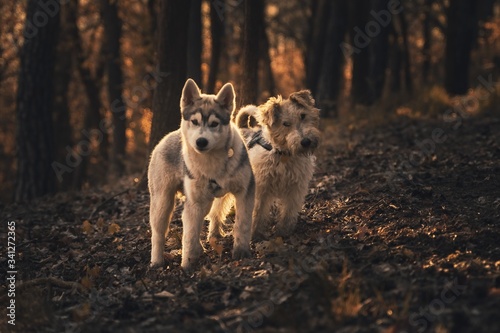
xmin=209 ymin=121 xmax=219 ymax=128
xmin=191 ymin=119 xmax=199 ymax=126
xmin=300 ymin=114 xmax=306 ymax=120
xmin=283 ymin=121 xmax=291 ymax=127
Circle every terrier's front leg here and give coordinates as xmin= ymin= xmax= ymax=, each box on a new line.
xmin=275 ymin=194 xmax=303 ymax=237
xmin=206 ymin=194 xmax=233 ymax=241
xmin=232 ymin=185 xmax=255 ymax=259
xmin=251 ymin=191 xmax=272 ymax=241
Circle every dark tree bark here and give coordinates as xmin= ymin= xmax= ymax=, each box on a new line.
xmin=71 ymin=0 xmax=108 ymax=189
xmin=348 ymin=0 xmax=394 ymax=105
xmin=187 ymin=0 xmax=202 ymax=83
xmin=444 ymin=0 xmax=479 ymax=95
xmin=316 ymin=0 xmax=348 ymax=115
xmin=100 ymin=0 xmax=126 ymax=175
xmin=349 ymin=0 xmax=371 ymax=105
xmin=368 ymin=0 xmax=390 ymax=102
xmin=206 ymin=0 xmax=225 ymax=94
xmin=389 ymin=23 xmax=402 ymax=93
xmin=148 ymin=0 xmax=191 ymax=151
xmin=140 ymin=0 xmax=191 ymax=189
xmin=53 ymin=0 xmax=75 ymax=190
xmin=398 ymin=8 xmax=412 ymax=94
xmin=305 ymin=0 xmax=331 ymax=96
xmin=260 ymin=19 xmax=276 ymax=97
xmin=238 ymin=0 xmax=262 ymax=106
xmin=15 ymin=0 xmax=60 ymax=202
xmin=422 ymin=0 xmax=433 ymax=83
xmin=147 ymin=0 xmax=157 ymax=41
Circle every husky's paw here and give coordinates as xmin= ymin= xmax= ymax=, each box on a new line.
xmin=150 ymin=260 xmax=164 ymax=269
xmin=232 ymin=246 xmax=251 ymax=260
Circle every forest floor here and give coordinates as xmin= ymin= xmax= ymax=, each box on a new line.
xmin=1 ymin=111 xmax=500 ymax=333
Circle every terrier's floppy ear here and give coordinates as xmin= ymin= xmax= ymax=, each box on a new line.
xmin=215 ymin=83 xmax=235 ymax=113
xmin=258 ymin=96 xmax=282 ymax=127
xmin=181 ymin=79 xmax=201 ymax=109
xmin=289 ymin=90 xmax=315 ymax=108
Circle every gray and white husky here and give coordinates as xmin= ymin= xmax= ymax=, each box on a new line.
xmin=148 ymin=79 xmax=255 ymax=269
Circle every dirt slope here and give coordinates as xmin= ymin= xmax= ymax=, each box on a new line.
xmin=1 ymin=114 xmax=499 ymax=332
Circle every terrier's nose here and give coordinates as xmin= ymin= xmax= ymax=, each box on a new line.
xmin=196 ymin=138 xmax=208 ymax=149
xmin=301 ymin=138 xmax=312 ymax=148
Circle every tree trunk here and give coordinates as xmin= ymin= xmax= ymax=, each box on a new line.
xmin=140 ymin=0 xmax=191 ymax=189
xmin=444 ymin=0 xmax=478 ymax=95
xmin=238 ymin=0 xmax=262 ymax=106
xmin=260 ymin=21 xmax=276 ymax=98
xmin=53 ymin=0 xmax=75 ymax=190
xmin=305 ymin=0 xmax=331 ymax=96
xmin=368 ymin=0 xmax=390 ymax=102
xmin=187 ymin=0 xmax=202 ymax=83
xmin=71 ymin=0 xmax=108 ymax=189
xmin=206 ymin=0 xmax=225 ymax=94
xmin=147 ymin=0 xmax=157 ymax=41
xmin=422 ymin=0 xmax=433 ymax=83
xmin=148 ymin=0 xmax=191 ymax=151
xmin=100 ymin=0 xmax=126 ymax=176
xmin=316 ymin=0 xmax=348 ymax=116
xmin=15 ymin=0 xmax=60 ymax=202
xmin=398 ymin=8 xmax=412 ymax=94
xmin=349 ymin=0 xmax=371 ymax=105
xmin=390 ymin=25 xmax=402 ymax=93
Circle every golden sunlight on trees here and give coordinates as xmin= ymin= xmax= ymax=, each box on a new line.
xmin=1 ymin=0 xmax=500 ymax=201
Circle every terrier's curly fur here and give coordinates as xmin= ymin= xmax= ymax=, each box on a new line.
xmin=235 ymin=90 xmax=320 ymax=238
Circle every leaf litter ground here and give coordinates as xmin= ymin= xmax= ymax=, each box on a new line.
xmin=1 ymin=113 xmax=500 ymax=332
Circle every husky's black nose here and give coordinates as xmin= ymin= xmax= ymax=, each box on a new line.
xmin=196 ymin=138 xmax=208 ymax=149
xmin=301 ymin=138 xmax=312 ymax=148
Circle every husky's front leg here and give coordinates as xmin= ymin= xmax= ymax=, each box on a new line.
xmin=232 ymin=178 xmax=255 ymax=259
xmin=150 ymin=190 xmax=176 ymax=267
xmin=181 ymin=181 xmax=212 ymax=269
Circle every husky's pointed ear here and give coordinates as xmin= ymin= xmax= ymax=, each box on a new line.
xmin=289 ymin=90 xmax=315 ymax=108
xmin=215 ymin=83 xmax=235 ymax=113
xmin=181 ymin=79 xmax=201 ymax=109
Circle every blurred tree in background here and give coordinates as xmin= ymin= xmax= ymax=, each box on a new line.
xmin=1 ymin=0 xmax=500 ymax=202
xmin=15 ymin=0 xmax=60 ymax=201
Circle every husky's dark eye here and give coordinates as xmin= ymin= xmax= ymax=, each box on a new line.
xmin=191 ymin=119 xmax=199 ymax=126
xmin=300 ymin=114 xmax=306 ymax=120
xmin=283 ymin=121 xmax=291 ymax=127
xmin=209 ymin=121 xmax=219 ymax=128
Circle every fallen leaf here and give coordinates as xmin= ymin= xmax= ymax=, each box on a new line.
xmin=72 ymin=302 xmax=91 ymax=321
xmin=107 ymin=223 xmax=121 ymax=235
xmin=154 ymin=290 xmax=175 ymax=298
xmin=82 ymin=220 xmax=93 ymax=234
xmin=80 ymin=276 xmax=92 ymax=289
xmin=209 ymin=237 xmax=223 ymax=256
xmin=87 ymin=266 xmax=101 ymax=278
xmin=96 ymin=217 xmax=105 ymax=229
